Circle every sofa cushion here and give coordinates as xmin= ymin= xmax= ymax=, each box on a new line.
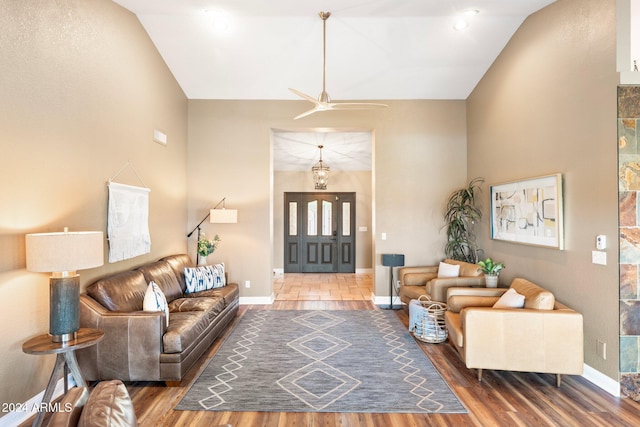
xmin=163 ymin=300 xmax=225 ymax=353
xmin=159 ymin=254 xmax=194 ymax=294
xmin=137 ymin=261 xmax=183 ymax=303
xmin=437 ymin=262 xmax=460 ymax=278
xmin=86 ymin=270 xmax=148 ymax=312
xmin=184 ymin=263 xmax=226 ymax=293
xmin=78 ymin=380 xmax=137 ymax=427
xmin=143 ymin=281 xmax=169 ymax=327
xmin=168 ymin=296 xmax=223 ymax=313
xmin=185 ymin=282 xmax=239 ymax=307
xmin=510 ymin=278 xmax=555 ymax=310
xmin=493 ymin=288 xmax=525 ymax=309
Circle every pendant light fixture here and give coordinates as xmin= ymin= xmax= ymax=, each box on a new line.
xmin=312 ymin=145 xmax=330 ymax=190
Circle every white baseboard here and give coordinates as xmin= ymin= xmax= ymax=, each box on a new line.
xmin=0 ymin=375 xmax=74 ymax=427
xmin=372 ymin=295 xmax=403 ymax=306
xmin=240 ymin=295 xmax=274 ymax=305
xmin=273 ymin=268 xmax=284 ymax=276
xmin=582 ymin=364 xmax=620 ymax=397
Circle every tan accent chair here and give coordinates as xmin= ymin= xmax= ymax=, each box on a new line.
xmin=444 ymin=278 xmax=584 ymax=386
xmin=398 ymin=259 xmax=485 ymax=303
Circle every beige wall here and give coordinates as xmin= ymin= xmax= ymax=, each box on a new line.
xmin=188 ymin=100 xmax=467 ymax=302
xmin=273 ymin=170 xmax=373 ymax=271
xmin=0 ymin=0 xmax=188 ymax=407
xmin=467 ymin=0 xmax=619 ymax=380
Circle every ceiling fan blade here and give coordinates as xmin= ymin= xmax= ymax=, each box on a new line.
xmin=328 ymin=102 xmax=388 ymax=110
xmin=289 ymin=88 xmax=320 ymax=105
xmin=290 ymin=11 xmax=388 ymax=119
xmin=293 ymin=105 xmax=321 ymax=120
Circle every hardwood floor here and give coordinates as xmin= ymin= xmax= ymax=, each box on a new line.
xmin=23 ymin=276 xmax=640 ymax=426
xmin=273 ymin=272 xmax=373 ymax=301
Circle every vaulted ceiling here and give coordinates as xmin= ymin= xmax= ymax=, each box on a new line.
xmin=113 ymin=0 xmax=555 ymax=170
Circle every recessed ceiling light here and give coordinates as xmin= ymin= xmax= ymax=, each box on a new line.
xmin=463 ymin=9 xmax=480 ymax=16
xmin=453 ymin=20 xmax=469 ymax=31
xmin=204 ymin=9 xmax=231 ymax=33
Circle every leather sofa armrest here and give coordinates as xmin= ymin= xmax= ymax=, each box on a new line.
xmin=78 ymin=295 xmax=165 ymax=381
xmin=398 ymin=266 xmax=438 ymax=286
xmin=47 ymin=386 xmax=89 ymax=427
xmin=447 ymin=295 xmax=500 ymax=313
xmin=447 ymin=287 xmax=508 ymax=298
xmin=427 ymin=276 xmax=488 ymax=302
xmin=461 ymin=307 xmax=584 ymax=374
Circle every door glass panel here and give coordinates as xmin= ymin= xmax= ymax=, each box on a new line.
xmin=289 ymin=202 xmax=297 ymax=236
xmin=322 ymin=200 xmax=332 ymax=236
xmin=307 ymin=200 xmax=317 ymax=236
xmin=342 ymin=202 xmax=351 ymax=236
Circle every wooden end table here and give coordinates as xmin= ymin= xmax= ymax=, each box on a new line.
xmin=22 ymin=328 xmax=104 ymax=427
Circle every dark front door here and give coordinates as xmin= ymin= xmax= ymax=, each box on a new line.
xmin=284 ymin=192 xmax=356 ymax=273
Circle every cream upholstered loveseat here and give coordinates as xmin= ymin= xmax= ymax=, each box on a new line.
xmin=444 ymin=277 xmax=583 ymax=386
xmin=398 ymin=259 xmax=485 ymax=304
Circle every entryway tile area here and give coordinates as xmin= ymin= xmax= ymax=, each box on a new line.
xmin=274 ymin=273 xmax=373 ymax=301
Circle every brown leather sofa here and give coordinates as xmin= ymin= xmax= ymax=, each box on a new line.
xmin=77 ymin=254 xmax=239 ymax=385
xmin=47 ymin=380 xmax=137 ymax=427
xmin=398 ymin=259 xmax=485 ymax=303
xmin=444 ymin=277 xmax=584 ymax=386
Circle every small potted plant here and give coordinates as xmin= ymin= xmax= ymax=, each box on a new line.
xmin=477 ymin=257 xmax=505 ymax=288
xmin=197 ymin=234 xmax=221 ymax=265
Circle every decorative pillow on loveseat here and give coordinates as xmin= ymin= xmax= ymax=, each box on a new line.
xmin=143 ymin=281 xmax=169 ymax=327
xmin=437 ymin=262 xmax=460 ymax=278
xmin=493 ymin=288 xmax=525 ymax=309
xmin=184 ymin=263 xmax=226 ymax=293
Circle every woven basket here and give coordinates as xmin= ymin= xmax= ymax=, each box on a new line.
xmin=410 ymin=295 xmax=448 ymax=343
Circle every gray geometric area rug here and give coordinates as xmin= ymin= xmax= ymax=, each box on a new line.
xmin=176 ymin=310 xmax=467 ymax=414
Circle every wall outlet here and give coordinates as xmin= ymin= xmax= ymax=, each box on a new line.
xmin=596 ymin=339 xmax=607 ymax=360
xmin=244 ymin=280 xmax=250 ymax=288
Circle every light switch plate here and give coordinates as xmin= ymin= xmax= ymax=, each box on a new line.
xmin=592 ymin=251 xmax=607 ymax=265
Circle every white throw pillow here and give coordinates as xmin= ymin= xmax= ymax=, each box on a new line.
xmin=493 ymin=288 xmax=525 ymax=309
xmin=143 ymin=281 xmax=169 ymax=327
xmin=184 ymin=263 xmax=226 ymax=293
xmin=437 ymin=262 xmax=460 ymax=278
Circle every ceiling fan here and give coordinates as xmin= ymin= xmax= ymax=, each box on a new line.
xmin=289 ymin=11 xmax=388 ymax=120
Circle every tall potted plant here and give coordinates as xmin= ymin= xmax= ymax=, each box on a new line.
xmin=444 ymin=177 xmax=484 ymax=263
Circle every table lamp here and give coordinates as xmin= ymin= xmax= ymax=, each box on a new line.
xmin=380 ymin=253 xmax=405 ymax=310
xmin=26 ymin=228 xmax=104 ymax=343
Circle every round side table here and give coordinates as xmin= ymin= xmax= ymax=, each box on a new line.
xmin=23 ymin=328 xmax=104 ymax=427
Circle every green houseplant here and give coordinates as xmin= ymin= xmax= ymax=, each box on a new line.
xmin=444 ymin=177 xmax=485 ymax=263
xmin=197 ymin=234 xmax=221 ymax=260
xmin=477 ymin=257 xmax=505 ymax=288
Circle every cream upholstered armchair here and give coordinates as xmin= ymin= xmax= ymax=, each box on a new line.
xmin=444 ymin=277 xmax=584 ymax=386
xmin=398 ymin=259 xmax=485 ymax=304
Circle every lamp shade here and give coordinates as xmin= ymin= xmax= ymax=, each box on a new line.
xmin=382 ymin=254 xmax=405 ymax=267
xmin=26 ymin=231 xmax=104 ymax=273
xmin=210 ymin=208 xmax=238 ymax=224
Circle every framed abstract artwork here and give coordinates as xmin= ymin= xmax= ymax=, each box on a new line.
xmin=490 ymin=173 xmax=564 ymax=249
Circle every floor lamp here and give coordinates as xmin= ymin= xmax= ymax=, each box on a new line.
xmin=187 ymin=197 xmax=238 ymax=265
xmin=380 ymin=254 xmax=405 ymax=310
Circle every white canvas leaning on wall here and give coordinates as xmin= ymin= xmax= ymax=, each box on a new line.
xmin=490 ymin=173 xmax=564 ymax=250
